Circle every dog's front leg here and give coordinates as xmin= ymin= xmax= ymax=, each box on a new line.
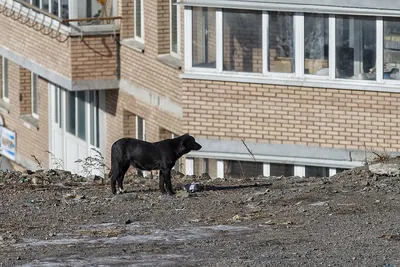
xmin=163 ymin=168 xmax=175 ymax=195
xmin=158 ymin=169 xmax=167 ymax=194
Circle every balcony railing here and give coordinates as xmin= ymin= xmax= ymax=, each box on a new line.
xmin=0 ymin=0 xmax=121 ymax=38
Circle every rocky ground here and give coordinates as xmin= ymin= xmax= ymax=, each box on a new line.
xmin=1 ymin=160 xmax=400 ymax=267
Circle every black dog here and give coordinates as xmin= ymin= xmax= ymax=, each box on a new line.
xmin=109 ymin=133 xmax=202 ymax=195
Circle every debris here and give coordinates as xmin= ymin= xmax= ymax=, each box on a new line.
xmin=265 ymin=220 xmax=293 ymax=226
xmin=310 ymin=201 xmax=329 ymax=207
xmin=380 ymin=234 xmax=400 ymax=241
xmin=200 ymin=173 xmax=211 ymax=180
xmin=125 ymin=219 xmax=133 ymax=225
xmin=232 ymin=215 xmax=241 ymax=221
xmin=184 ymin=182 xmax=203 ymax=193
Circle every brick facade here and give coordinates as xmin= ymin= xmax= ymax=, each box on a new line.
xmin=182 ymin=79 xmax=400 ymax=152
xmin=19 ymin=67 xmax=32 ymax=115
xmin=0 ymin=60 xmax=49 ymax=169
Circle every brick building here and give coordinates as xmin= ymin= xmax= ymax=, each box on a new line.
xmin=0 ymin=0 xmax=399 ymax=179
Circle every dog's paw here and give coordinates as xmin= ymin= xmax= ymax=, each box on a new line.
xmin=117 ymin=188 xmax=126 ymax=194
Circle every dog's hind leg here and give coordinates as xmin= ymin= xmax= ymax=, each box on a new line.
xmin=159 ymin=169 xmax=167 ymax=194
xmin=116 ymin=163 xmax=130 ymax=194
xmin=163 ymin=168 xmax=176 ymax=195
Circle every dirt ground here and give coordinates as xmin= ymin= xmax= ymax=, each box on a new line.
xmin=1 ymin=162 xmax=400 ymax=267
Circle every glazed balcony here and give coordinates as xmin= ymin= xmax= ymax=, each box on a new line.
xmin=0 ymin=0 xmax=121 ymax=91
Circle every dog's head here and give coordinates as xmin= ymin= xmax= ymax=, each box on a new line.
xmin=180 ymin=133 xmax=202 ymax=154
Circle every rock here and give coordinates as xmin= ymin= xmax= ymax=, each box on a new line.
xmin=310 ymin=201 xmax=329 ymax=207
xmin=369 ymin=163 xmax=400 ymax=176
xmin=171 ymin=170 xmax=185 ymax=179
xmin=125 ymin=219 xmax=133 ymax=225
xmin=200 ymin=173 xmax=211 ymax=180
xmin=232 ymin=215 xmax=241 ymax=221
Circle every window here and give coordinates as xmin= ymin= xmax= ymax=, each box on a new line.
xmin=170 ymin=0 xmax=179 ymax=55
xmin=77 ymin=91 xmax=86 ymax=140
xmin=223 ymin=10 xmax=262 ymax=72
xmin=134 ymin=0 xmax=144 ymax=42
xmin=304 ymin=14 xmax=329 ymax=75
xmin=226 ymin=160 xmax=263 ymax=178
xmin=89 ymin=91 xmax=100 ymax=148
xmin=269 ymin=12 xmax=294 ymax=73
xmin=136 ymin=116 xmax=145 ymax=140
xmin=305 ymin=166 xmax=329 ymax=177
xmin=384 ymin=18 xmax=400 ymax=80
xmin=335 ymin=16 xmax=376 ymax=80
xmin=61 ymin=89 xmax=100 ymax=145
xmin=25 ymin=0 xmax=68 ymax=19
xmin=2 ymin=57 xmax=9 ymax=103
xmin=192 ymin=7 xmax=216 ymax=68
xmin=31 ymin=73 xmax=38 ymax=118
xmin=66 ymin=91 xmax=76 ymax=135
xmin=270 ymin=163 xmax=294 ymax=177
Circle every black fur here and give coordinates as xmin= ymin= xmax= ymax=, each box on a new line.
xmin=109 ymin=133 xmax=202 ymax=195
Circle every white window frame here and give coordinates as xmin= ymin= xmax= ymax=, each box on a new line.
xmin=135 ymin=115 xmax=145 ymax=141
xmin=31 ymin=73 xmax=39 ymax=119
xmin=2 ymin=57 xmax=9 ymax=104
xmin=134 ymin=0 xmax=144 ymax=43
xmin=184 ymin=8 xmax=400 ymax=93
xmin=170 ymin=0 xmax=181 ymax=57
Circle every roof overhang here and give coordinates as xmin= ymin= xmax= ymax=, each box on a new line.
xmin=178 ymin=0 xmax=400 ymax=17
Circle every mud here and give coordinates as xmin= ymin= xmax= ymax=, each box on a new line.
xmin=1 ymin=164 xmax=400 ymax=266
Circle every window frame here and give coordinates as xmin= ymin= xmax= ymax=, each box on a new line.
xmin=31 ymin=73 xmax=39 ymax=119
xmin=184 ymin=8 xmax=400 ymax=92
xmin=134 ymin=0 xmax=144 ymax=43
xmin=2 ymin=57 xmax=9 ymax=104
xmin=170 ymin=0 xmax=181 ymax=57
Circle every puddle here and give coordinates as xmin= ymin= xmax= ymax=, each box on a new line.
xmin=13 ymin=223 xmax=251 ymax=248
xmin=17 ymin=254 xmax=189 ymax=267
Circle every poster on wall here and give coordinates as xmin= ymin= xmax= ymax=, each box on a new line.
xmin=0 ymin=126 xmax=16 ymax=161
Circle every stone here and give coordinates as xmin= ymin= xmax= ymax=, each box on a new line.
xmin=369 ymin=163 xmax=400 ymax=176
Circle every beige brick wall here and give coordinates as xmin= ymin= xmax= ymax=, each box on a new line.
xmin=0 ymin=10 xmax=118 ymax=82
xmin=0 ymin=12 xmax=71 ymax=78
xmin=156 ymin=0 xmax=170 ymax=55
xmin=182 ymin=80 xmax=400 ymax=152
xmin=70 ymin=36 xmax=118 ymax=81
xmin=119 ymin=0 xmax=134 ymax=39
xmin=19 ymin=67 xmax=32 ymax=115
xmin=0 ymin=60 xmax=49 ymax=169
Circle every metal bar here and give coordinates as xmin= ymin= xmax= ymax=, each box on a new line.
xmin=62 ymin=16 xmax=122 ymax=23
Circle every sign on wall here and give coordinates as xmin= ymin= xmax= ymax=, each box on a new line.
xmin=0 ymin=127 xmax=16 ymax=161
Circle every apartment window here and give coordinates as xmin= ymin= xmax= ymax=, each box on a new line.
xmin=77 ymin=91 xmax=86 ymax=140
xmin=305 ymin=166 xmax=329 ymax=177
xmin=136 ymin=116 xmax=145 ymax=140
xmin=66 ymin=91 xmax=76 ymax=136
xmin=304 ymin=14 xmax=329 ymax=75
xmin=32 ymin=0 xmax=40 ymax=7
xmin=270 ymin=163 xmax=294 ymax=177
xmin=170 ymin=0 xmax=179 ymax=55
xmin=66 ymin=91 xmax=86 ymax=141
xmin=2 ymin=58 xmax=9 ymax=103
xmin=192 ymin=7 xmax=216 ymax=68
xmin=226 ymin=160 xmax=263 ymax=179
xmin=89 ymin=91 xmax=100 ymax=148
xmin=269 ymin=12 xmax=294 ymax=73
xmin=31 ymin=73 xmax=39 ymax=119
xmin=384 ymin=18 xmax=400 ymax=80
xmin=27 ymin=0 xmax=68 ymax=19
xmin=63 ymin=89 xmax=100 ymax=144
xmin=134 ymin=0 xmax=144 ymax=42
xmin=335 ymin=16 xmax=376 ymax=80
xmin=223 ymin=10 xmax=262 ymax=72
